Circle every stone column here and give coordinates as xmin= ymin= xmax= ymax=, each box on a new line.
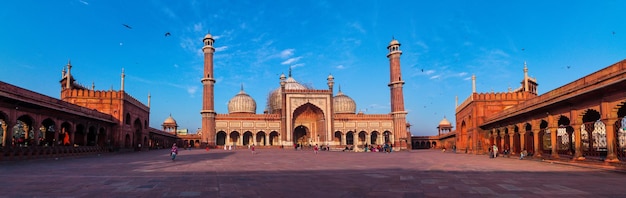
xmin=54 ymin=126 xmax=60 ymax=147
xmin=489 ymin=130 xmax=495 ymax=152
xmin=70 ymin=131 xmax=75 ymax=146
xmin=508 ymin=126 xmax=516 ymax=155
xmin=549 ymin=127 xmax=559 ymax=159
xmin=341 ymin=133 xmax=346 ymax=145
xmin=573 ymin=123 xmax=584 ymax=160
xmin=366 ymin=133 xmax=371 ymax=146
xmin=605 ymin=117 xmax=619 ymax=162
xmin=532 ymin=129 xmax=542 ymax=158
xmin=498 ymin=130 xmax=505 ymax=154
xmin=489 ymin=129 xmax=496 ymax=147
xmin=253 ymin=134 xmax=257 ymax=146
xmin=519 ymin=127 xmax=526 ymax=152
xmin=1 ymin=122 xmax=8 ymax=148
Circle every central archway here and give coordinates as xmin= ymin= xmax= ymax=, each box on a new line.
xmin=293 ymin=125 xmax=309 ymax=146
xmin=292 ymin=102 xmax=325 ymax=146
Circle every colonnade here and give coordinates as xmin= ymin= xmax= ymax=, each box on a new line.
xmin=485 ymin=112 xmax=626 ymax=162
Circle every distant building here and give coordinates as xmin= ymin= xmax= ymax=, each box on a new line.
xmin=176 ymin=129 xmax=189 ymax=136
xmin=0 ymin=61 xmax=178 ymax=155
xmin=438 ymin=59 xmax=626 ymax=162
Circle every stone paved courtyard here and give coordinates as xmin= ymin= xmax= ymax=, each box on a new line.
xmin=1 ymin=148 xmax=625 ymax=197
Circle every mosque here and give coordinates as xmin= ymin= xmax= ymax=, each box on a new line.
xmin=195 ymin=33 xmax=411 ymax=150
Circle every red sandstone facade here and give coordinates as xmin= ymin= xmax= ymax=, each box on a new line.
xmin=199 ymin=34 xmax=410 ymax=150
xmin=0 ymin=61 xmax=178 ymax=160
xmin=434 ymin=59 xmax=626 ymax=163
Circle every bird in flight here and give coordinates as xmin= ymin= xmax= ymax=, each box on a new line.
xmin=122 ymin=24 xmax=132 ymax=29
xmin=165 ymin=32 xmax=171 ymax=37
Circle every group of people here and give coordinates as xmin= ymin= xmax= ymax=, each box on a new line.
xmin=168 ymin=142 xmax=396 ymax=161
xmin=489 ymin=144 xmax=531 ymax=160
xmin=293 ymin=143 xmax=330 ymax=151
xmin=343 ymin=144 xmax=393 ymax=153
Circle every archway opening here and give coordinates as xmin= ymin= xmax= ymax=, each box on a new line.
xmin=581 ymin=109 xmax=605 ymax=158
xmin=75 ymin=124 xmax=86 ymax=146
xmin=256 ymin=131 xmax=266 ymax=146
xmin=216 ymin=131 xmax=226 ymax=146
xmin=334 ymin=131 xmax=342 ymax=145
xmin=370 ymin=131 xmax=379 ymax=145
xmin=41 ymin=118 xmax=56 ymax=146
xmin=269 ymin=131 xmax=279 ymax=146
xmin=243 ymin=131 xmax=253 ymax=146
xmin=292 ymin=103 xmax=325 ymax=146
xmin=229 ymin=131 xmax=240 ymax=146
xmin=347 ymin=131 xmax=355 ymax=145
xmin=293 ymin=125 xmax=308 ymax=146
xmin=14 ymin=115 xmax=34 ymax=147
xmin=557 ymin=116 xmax=573 ymax=155
xmin=133 ymin=119 xmax=142 ymax=150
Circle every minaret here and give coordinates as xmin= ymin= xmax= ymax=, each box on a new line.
xmin=200 ymin=32 xmax=216 ymax=147
xmin=523 ymin=61 xmax=529 ymax=92
xmin=66 ymin=60 xmax=72 ymax=89
xmin=121 ymin=68 xmax=125 ymax=91
xmin=387 ymin=38 xmax=408 ymax=150
xmin=472 ymin=74 xmax=476 ymax=93
xmin=279 ymin=73 xmax=287 ymax=146
xmin=327 ymin=73 xmax=334 ymax=146
xmin=148 ymin=92 xmax=151 ymax=108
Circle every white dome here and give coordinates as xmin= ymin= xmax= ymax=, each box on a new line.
xmin=228 ymin=88 xmax=256 ymax=114
xmin=333 ymin=90 xmax=356 ymax=114
xmin=163 ymin=115 xmax=177 ymax=125
xmin=438 ymin=117 xmax=452 ymax=127
xmin=267 ymin=76 xmax=307 ymax=114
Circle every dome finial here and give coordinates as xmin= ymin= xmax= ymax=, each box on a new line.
xmin=338 ymin=84 xmax=342 ymax=92
xmin=241 ymin=83 xmax=244 ymax=91
xmin=288 ymin=66 xmax=292 ymax=77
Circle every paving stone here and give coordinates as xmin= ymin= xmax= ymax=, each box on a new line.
xmin=1 ymin=149 xmax=625 ymax=197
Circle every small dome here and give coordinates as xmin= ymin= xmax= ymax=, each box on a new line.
xmin=267 ymin=76 xmax=307 ymax=113
xmin=389 ymin=39 xmax=400 ymax=46
xmin=228 ymin=87 xmax=256 ymax=114
xmin=438 ymin=117 xmax=451 ymax=126
xmin=163 ymin=115 xmax=177 ymax=125
xmin=204 ymin=33 xmax=213 ymax=39
xmin=333 ymin=90 xmax=356 ymax=114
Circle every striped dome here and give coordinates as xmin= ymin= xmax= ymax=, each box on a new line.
xmin=333 ymin=90 xmax=356 ymax=114
xmin=267 ymin=75 xmax=307 ymax=114
xmin=228 ymin=87 xmax=256 ymax=114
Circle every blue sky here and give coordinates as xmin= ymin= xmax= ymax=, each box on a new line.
xmin=1 ymin=1 xmax=625 ymax=136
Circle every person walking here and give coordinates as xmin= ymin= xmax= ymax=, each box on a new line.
xmin=251 ymin=144 xmax=256 ymax=155
xmin=171 ymin=143 xmax=179 ymax=161
xmin=492 ymin=144 xmax=498 ymax=158
xmin=314 ymin=144 xmax=319 ymax=154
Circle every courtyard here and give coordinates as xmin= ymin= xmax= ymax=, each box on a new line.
xmin=1 ymin=149 xmax=625 ymax=197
